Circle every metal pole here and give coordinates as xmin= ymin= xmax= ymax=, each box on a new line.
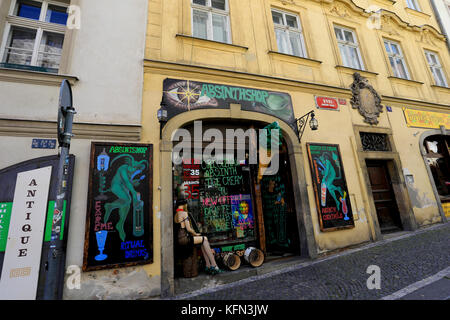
xmin=42 ymin=80 xmax=76 ymax=300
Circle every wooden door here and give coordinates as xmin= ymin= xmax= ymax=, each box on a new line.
xmin=366 ymin=161 xmax=402 ymax=232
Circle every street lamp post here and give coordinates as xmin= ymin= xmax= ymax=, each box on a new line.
xmin=42 ymin=79 xmax=76 ymax=300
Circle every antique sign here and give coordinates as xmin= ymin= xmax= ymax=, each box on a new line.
xmin=307 ymin=143 xmax=355 ymax=231
xmin=350 ymin=73 xmax=382 ymax=124
xmin=403 ymin=108 xmax=450 ymax=129
xmin=0 ymin=167 xmax=51 ymax=300
xmin=162 ymin=78 xmax=297 ymax=132
xmin=83 ymin=143 xmax=153 ymax=271
xmin=0 ymin=155 xmax=75 ymax=300
xmin=315 ymin=96 xmax=339 ymax=110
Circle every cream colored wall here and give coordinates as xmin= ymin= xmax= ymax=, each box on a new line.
xmin=142 ymin=0 xmax=450 ymax=290
xmin=146 ymin=0 xmax=450 ymax=106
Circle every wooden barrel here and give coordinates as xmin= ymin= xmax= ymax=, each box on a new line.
xmin=244 ymin=247 xmax=264 ymax=267
xmin=222 ymin=252 xmax=241 ymax=271
xmin=182 ymin=247 xmax=198 ymax=278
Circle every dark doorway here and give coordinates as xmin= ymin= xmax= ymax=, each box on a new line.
xmin=366 ymin=160 xmax=403 ymax=233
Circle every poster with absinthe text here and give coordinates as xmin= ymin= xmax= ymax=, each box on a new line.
xmin=307 ymin=143 xmax=355 ymax=231
xmin=83 ymin=143 xmax=153 ymax=271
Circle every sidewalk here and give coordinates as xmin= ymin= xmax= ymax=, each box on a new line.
xmin=170 ymin=222 xmax=450 ymax=300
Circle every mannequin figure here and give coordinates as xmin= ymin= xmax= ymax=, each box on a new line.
xmin=174 ymin=199 xmax=222 ymax=275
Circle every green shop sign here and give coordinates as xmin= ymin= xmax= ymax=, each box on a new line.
xmin=162 ymin=78 xmax=297 ymax=132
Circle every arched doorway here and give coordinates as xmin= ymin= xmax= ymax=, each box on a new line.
xmin=158 ymin=106 xmax=317 ymax=297
xmin=421 ymin=130 xmax=450 ymax=222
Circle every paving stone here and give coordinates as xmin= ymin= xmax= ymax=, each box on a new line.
xmin=177 ymin=223 xmax=450 ymax=300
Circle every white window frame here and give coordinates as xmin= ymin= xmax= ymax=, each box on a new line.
xmin=424 ymin=50 xmax=448 ymax=87
xmin=191 ymin=0 xmax=231 ymax=44
xmin=406 ymin=0 xmax=421 ymax=11
xmin=0 ymin=0 xmax=68 ymax=71
xmin=271 ymin=8 xmax=307 ymax=58
xmin=384 ymin=39 xmax=411 ymax=80
xmin=334 ymin=25 xmax=365 ymax=70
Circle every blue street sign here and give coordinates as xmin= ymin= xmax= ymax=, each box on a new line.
xmin=32 ymin=139 xmax=57 ymax=149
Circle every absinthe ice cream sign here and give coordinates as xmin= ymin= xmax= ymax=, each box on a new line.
xmin=162 ymin=79 xmax=297 ymax=132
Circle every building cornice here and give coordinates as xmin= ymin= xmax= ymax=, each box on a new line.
xmin=144 ymin=59 xmax=450 ymax=111
xmin=0 ymin=67 xmax=78 ymax=86
xmin=0 ymin=118 xmax=142 ymax=141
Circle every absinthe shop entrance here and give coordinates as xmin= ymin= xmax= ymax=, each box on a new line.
xmin=172 ymin=120 xmax=300 ymax=277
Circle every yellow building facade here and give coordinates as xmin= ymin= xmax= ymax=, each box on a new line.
xmin=141 ymin=0 xmax=450 ymax=297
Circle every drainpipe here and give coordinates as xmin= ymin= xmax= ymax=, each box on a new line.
xmin=429 ymin=0 xmax=450 ymax=52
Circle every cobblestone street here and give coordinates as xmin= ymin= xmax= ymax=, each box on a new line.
xmin=175 ymin=223 xmax=450 ymax=300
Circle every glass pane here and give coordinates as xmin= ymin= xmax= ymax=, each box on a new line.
xmin=349 ymin=47 xmax=361 ymax=69
xmin=434 ymin=68 xmax=447 ymax=87
xmin=46 ymin=5 xmax=68 ymax=25
xmin=275 ymin=29 xmax=289 ymax=54
xmin=4 ymin=27 xmax=36 ymax=65
xmin=334 ymin=28 xmax=344 ymax=41
xmin=395 ymin=58 xmax=408 ymax=79
xmin=272 ymin=11 xmax=283 ymax=25
xmin=15 ymin=0 xmax=42 ymax=20
xmin=391 ymin=43 xmax=400 ymax=55
xmin=193 ymin=0 xmax=207 ymax=6
xmin=430 ymin=53 xmax=438 ymax=66
xmin=425 ymin=51 xmax=432 ymax=64
xmin=285 ymin=15 xmax=298 ymax=29
xmin=211 ymin=0 xmax=226 ymax=10
xmin=384 ymin=41 xmax=391 ymax=54
xmin=339 ymin=44 xmax=350 ymax=67
xmin=37 ymin=32 xmax=64 ymax=69
xmin=193 ymin=10 xmax=208 ymax=39
xmin=344 ymin=30 xmax=355 ymax=43
xmin=389 ymin=56 xmax=397 ymax=75
xmin=212 ymin=14 xmax=227 ymax=42
xmin=289 ymin=32 xmax=303 ymax=57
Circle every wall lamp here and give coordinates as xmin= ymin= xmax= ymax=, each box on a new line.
xmin=295 ymin=110 xmax=318 ymax=142
xmin=157 ymin=101 xmax=168 ymax=139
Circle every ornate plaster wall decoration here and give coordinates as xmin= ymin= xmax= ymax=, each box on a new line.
xmin=380 ymin=15 xmax=400 ymax=36
xmin=329 ymin=2 xmax=351 ymax=18
xmin=419 ymin=29 xmax=437 ymax=46
xmin=350 ymin=73 xmax=383 ymax=125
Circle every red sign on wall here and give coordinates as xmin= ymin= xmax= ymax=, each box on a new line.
xmin=315 ymin=96 xmax=339 ymax=110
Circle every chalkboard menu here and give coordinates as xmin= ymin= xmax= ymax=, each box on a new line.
xmin=306 ymin=143 xmax=355 ymax=231
xmin=83 ymin=143 xmax=153 ymax=271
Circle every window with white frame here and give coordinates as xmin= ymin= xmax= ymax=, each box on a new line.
xmin=334 ymin=26 xmax=364 ymax=70
xmin=271 ymin=9 xmax=307 ymax=58
xmin=383 ymin=39 xmax=410 ymax=79
xmin=191 ymin=0 xmax=231 ymax=44
xmin=406 ymin=0 xmax=421 ymax=11
xmin=425 ymin=50 xmax=448 ymax=87
xmin=0 ymin=0 xmax=69 ymax=73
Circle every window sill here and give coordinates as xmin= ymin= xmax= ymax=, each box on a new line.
xmin=0 ymin=66 xmax=78 ymax=86
xmin=268 ymin=51 xmax=322 ymax=67
xmin=175 ymin=34 xmax=248 ymax=52
xmin=387 ymin=76 xmax=423 ymax=86
xmin=372 ymin=0 xmax=397 ymax=6
xmin=404 ymin=7 xmax=431 ymax=19
xmin=431 ymin=84 xmax=450 ymax=91
xmin=335 ymin=65 xmax=378 ymax=77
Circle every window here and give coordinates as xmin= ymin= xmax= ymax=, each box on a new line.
xmin=406 ymin=0 xmax=421 ymax=11
xmin=0 ymin=0 xmax=68 ymax=73
xmin=191 ymin=0 xmax=231 ymax=44
xmin=271 ymin=9 xmax=307 ymax=57
xmin=334 ymin=26 xmax=364 ymax=70
xmin=384 ymin=39 xmax=410 ymax=79
xmin=425 ymin=50 xmax=448 ymax=87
